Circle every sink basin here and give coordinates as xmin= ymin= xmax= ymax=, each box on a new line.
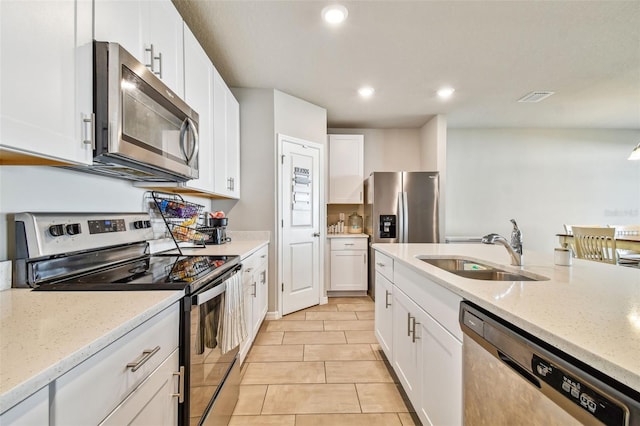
xmin=420 ymin=258 xmax=495 ymax=272
xmin=419 ymin=257 xmax=548 ymax=282
xmin=451 ymin=270 xmax=539 ymax=281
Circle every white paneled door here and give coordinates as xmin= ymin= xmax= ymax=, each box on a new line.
xmin=279 ymin=135 xmax=322 ymax=315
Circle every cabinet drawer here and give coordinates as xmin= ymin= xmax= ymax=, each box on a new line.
xmin=242 ymin=245 xmax=268 ymax=282
xmin=330 ymin=238 xmax=367 ymax=251
xmin=374 ymin=250 xmax=394 ymax=281
xmin=53 ymin=303 xmax=180 ymax=426
xmin=100 ymin=348 xmax=179 ymax=426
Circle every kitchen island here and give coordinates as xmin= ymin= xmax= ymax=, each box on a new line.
xmin=374 ymin=243 xmax=640 ymax=391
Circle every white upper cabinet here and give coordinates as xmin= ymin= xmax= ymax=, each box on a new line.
xmin=213 ymin=69 xmax=241 ymax=199
xmin=328 ymin=134 xmax=364 ymax=204
xmin=0 ymin=0 xmax=93 ymax=165
xmin=93 ymin=0 xmax=142 ymax=59
xmin=94 ymin=0 xmax=184 ymax=97
xmin=140 ymin=0 xmax=184 ymax=97
xmin=183 ymin=24 xmax=214 ymax=193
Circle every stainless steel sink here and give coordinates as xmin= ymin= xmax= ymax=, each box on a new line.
xmin=420 ymin=258 xmax=495 ymax=272
xmin=419 ymin=257 xmax=548 ymax=282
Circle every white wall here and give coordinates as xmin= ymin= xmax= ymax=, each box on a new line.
xmin=328 ymin=128 xmax=421 ymax=178
xmin=446 ymin=128 xmax=640 ymax=254
xmin=229 ymin=88 xmax=327 ymax=311
xmin=0 ymin=166 xmax=213 ymax=260
xmin=420 ymin=115 xmax=448 ymax=238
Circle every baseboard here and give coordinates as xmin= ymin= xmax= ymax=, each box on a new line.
xmin=265 ymin=310 xmax=280 ymax=321
xmin=320 ymin=295 xmax=329 ymax=305
xmin=327 ymin=290 xmax=368 ymax=298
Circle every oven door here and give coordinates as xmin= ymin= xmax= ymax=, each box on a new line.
xmin=187 ymin=272 xmax=240 ymax=426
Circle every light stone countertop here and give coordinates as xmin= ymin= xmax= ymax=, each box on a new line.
xmin=327 ymin=233 xmax=368 ymax=239
xmin=0 ymin=290 xmax=183 ymax=412
xmin=171 ymin=240 xmax=269 ymax=260
xmin=0 ymin=239 xmax=268 ymax=413
xmin=373 ymin=243 xmax=640 ymax=392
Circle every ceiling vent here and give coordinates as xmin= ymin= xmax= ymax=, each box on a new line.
xmin=517 ymin=91 xmax=555 ymax=103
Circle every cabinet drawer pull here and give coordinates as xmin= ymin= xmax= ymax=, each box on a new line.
xmin=407 ymin=313 xmax=412 ymax=337
xmin=156 ymin=51 xmax=163 ymax=79
xmin=245 ymin=268 xmax=253 ymax=273
xmin=261 ymin=254 xmax=266 ymax=258
xmin=172 ymin=366 xmax=185 ymax=403
xmin=376 ymin=262 xmax=385 ymax=267
xmin=252 ymin=282 xmax=257 ymax=297
xmin=344 ymin=243 xmax=355 ymax=246
xmin=260 ymin=271 xmax=266 ymax=284
xmin=385 ymin=290 xmax=391 ymax=308
xmin=411 ymin=317 xmax=421 ymax=343
xmin=82 ymin=113 xmax=95 ymax=148
xmin=126 ymin=346 xmax=160 ymax=372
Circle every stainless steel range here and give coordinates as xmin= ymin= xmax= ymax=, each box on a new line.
xmin=12 ymin=212 xmax=242 ymax=426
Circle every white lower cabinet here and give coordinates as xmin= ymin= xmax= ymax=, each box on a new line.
xmin=374 ymin=271 xmax=393 ymax=360
xmin=418 ymin=309 xmax=462 ymax=426
xmin=375 ymin=250 xmax=463 ymax=426
xmin=392 ymin=288 xmax=422 ymax=405
xmin=239 ymin=245 xmax=269 ymax=363
xmin=329 ymin=237 xmax=368 ymax=291
xmin=0 ymin=386 xmax=49 ymax=426
xmin=52 ymin=303 xmax=181 ymax=425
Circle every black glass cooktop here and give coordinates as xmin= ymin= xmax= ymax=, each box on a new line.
xmin=33 ymin=254 xmax=240 ymax=292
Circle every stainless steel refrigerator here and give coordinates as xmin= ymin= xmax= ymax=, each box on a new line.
xmin=364 ymin=171 xmax=440 ymax=298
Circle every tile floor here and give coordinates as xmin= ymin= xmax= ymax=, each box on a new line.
xmin=230 ymin=296 xmax=420 ymax=425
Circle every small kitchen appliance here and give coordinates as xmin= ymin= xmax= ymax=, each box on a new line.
xmin=207 ymin=217 xmax=231 ymax=245
xmin=12 ymin=212 xmax=242 ymax=426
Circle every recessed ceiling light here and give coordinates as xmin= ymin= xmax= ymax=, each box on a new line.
xmin=322 ymin=5 xmax=348 ymax=24
xmin=437 ymin=87 xmax=455 ymax=99
xmin=358 ymin=86 xmax=375 ymax=98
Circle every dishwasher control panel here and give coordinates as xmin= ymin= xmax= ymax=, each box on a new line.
xmin=532 ymin=355 xmax=626 ymax=425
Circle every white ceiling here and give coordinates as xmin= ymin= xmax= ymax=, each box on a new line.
xmin=174 ymin=0 xmax=640 ymax=129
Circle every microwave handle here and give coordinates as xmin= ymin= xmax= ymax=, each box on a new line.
xmin=179 ymin=117 xmax=199 ymax=165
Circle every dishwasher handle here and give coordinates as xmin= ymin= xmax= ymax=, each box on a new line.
xmin=497 ymin=350 xmax=541 ymax=388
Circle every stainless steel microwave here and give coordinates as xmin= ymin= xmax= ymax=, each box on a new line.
xmin=76 ymin=41 xmax=199 ymax=182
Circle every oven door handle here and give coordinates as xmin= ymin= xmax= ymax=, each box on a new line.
xmin=194 ymin=282 xmax=226 ymax=306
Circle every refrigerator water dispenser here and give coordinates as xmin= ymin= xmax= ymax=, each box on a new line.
xmin=379 ymin=215 xmax=396 ymax=238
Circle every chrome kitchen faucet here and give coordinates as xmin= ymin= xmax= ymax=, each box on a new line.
xmin=481 ymin=219 xmax=523 ymax=266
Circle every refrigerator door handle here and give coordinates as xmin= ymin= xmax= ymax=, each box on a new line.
xmin=402 ymin=191 xmax=409 ymax=242
xmin=397 ymin=192 xmax=404 ymax=243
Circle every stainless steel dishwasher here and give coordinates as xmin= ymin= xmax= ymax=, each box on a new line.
xmin=460 ymin=302 xmax=640 ymax=425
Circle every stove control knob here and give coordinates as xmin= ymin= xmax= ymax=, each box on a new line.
xmin=134 ymin=220 xmax=151 ymax=229
xmin=66 ymin=223 xmax=81 ymax=235
xmin=49 ymin=224 xmax=65 ymax=237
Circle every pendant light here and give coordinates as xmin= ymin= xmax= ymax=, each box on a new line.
xmin=629 ymin=143 xmax=640 ymax=161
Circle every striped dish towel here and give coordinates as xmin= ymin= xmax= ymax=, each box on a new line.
xmin=220 ymin=272 xmax=247 ymax=354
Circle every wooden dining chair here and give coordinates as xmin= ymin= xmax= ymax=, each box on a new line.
xmin=572 ymin=226 xmax=617 ymax=265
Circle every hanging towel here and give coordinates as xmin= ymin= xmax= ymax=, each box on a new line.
xmin=195 ymin=293 xmax=223 ymax=355
xmin=220 ymin=272 xmax=247 ymax=354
